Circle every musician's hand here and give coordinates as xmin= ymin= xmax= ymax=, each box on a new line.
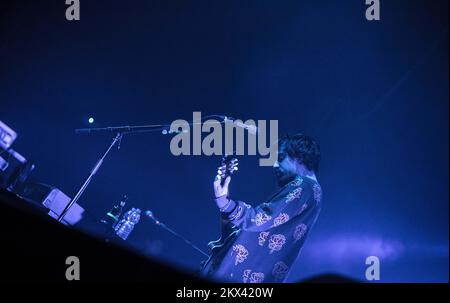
xmin=214 ymin=173 xmax=231 ymax=199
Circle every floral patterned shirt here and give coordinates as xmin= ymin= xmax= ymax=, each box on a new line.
xmin=204 ymin=176 xmax=322 ymax=283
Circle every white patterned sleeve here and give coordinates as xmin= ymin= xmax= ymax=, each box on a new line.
xmin=222 ymin=177 xmax=321 ymax=232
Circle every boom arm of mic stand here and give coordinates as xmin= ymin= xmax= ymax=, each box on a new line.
xmin=75 ymin=125 xmax=170 ymax=135
xmin=74 ymin=115 xmax=228 ymax=135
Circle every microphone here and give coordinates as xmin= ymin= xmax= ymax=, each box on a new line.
xmin=144 ymin=210 xmax=162 ymax=225
xmin=223 ymin=116 xmax=258 ymax=135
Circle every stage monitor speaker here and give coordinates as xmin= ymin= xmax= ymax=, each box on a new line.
xmin=16 ymin=182 xmax=84 ymax=226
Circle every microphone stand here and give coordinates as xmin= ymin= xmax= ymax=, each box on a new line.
xmin=58 ymin=125 xmax=169 ymax=223
xmin=57 ymin=117 xmax=226 ymax=223
xmin=145 ymin=211 xmax=208 ymax=257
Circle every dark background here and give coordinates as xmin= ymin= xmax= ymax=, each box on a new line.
xmin=0 ymin=0 xmax=448 ymax=282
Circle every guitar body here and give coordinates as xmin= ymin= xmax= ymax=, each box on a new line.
xmin=200 ymin=218 xmax=240 ymax=277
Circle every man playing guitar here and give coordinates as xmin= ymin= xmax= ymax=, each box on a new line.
xmin=201 ymin=134 xmax=322 ymax=283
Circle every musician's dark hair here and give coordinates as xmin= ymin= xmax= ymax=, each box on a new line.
xmin=279 ymin=133 xmax=321 ymax=173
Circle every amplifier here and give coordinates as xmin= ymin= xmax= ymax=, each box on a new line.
xmin=0 ymin=120 xmax=17 ymax=149
xmin=0 ymin=120 xmax=34 ymax=190
xmin=0 ymin=148 xmax=34 ymax=190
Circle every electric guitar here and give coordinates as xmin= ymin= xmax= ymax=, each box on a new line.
xmin=200 ymin=155 xmax=240 ymax=276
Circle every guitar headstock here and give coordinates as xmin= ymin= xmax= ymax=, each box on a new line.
xmin=217 ymin=155 xmax=238 ymax=185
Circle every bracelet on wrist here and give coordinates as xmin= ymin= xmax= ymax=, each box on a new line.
xmin=215 ymin=193 xmax=227 ymax=199
xmin=218 ymin=197 xmax=232 ymax=212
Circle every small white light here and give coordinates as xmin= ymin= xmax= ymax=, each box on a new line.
xmin=88 ymin=117 xmax=94 ymax=124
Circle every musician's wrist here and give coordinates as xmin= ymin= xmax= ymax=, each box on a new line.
xmin=214 ymin=193 xmax=227 ymax=200
xmin=215 ymin=195 xmax=235 ymax=213
xmin=215 ymin=194 xmax=228 ymax=207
